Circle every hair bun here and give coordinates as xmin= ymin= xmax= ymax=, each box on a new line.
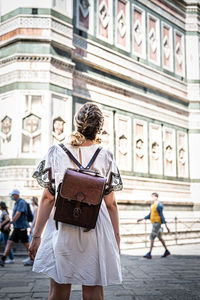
xmin=69 ymin=131 xmax=86 ymax=146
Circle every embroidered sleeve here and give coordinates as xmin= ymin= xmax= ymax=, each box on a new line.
xmin=32 ymin=147 xmax=56 ymax=196
xmin=104 ymin=156 xmax=123 ymax=195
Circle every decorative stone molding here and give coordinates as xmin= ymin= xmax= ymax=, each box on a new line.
xmin=0 ymin=16 xmax=72 ymax=39
xmin=73 ymin=70 xmax=189 ymax=119
xmin=151 ymin=141 xmax=160 ymax=160
xmin=52 ymin=116 xmax=66 ymax=142
xmin=163 ymin=35 xmax=170 ymax=60
xmin=117 ymin=10 xmax=126 ymax=38
xmin=73 ymin=35 xmax=88 ymax=49
xmin=0 ymin=167 xmax=36 ymax=179
xmin=178 ymin=147 xmax=186 ymax=165
xmin=0 ymin=55 xmax=74 ymax=71
xmin=149 ymin=28 xmax=157 ymax=53
xmin=135 ymin=138 xmax=144 ymax=158
xmin=165 ymin=144 xmax=173 ymax=163
xmin=79 ymin=0 xmax=90 ymax=18
xmin=98 ymin=0 xmax=110 ymax=28
xmin=133 ymin=19 xmax=142 ymax=46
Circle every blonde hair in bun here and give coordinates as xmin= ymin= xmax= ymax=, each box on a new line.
xmin=69 ymin=102 xmax=104 ymax=146
xmin=69 ymin=131 xmax=86 ymax=146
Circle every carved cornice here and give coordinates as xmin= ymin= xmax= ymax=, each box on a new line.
xmin=0 ymin=55 xmax=75 ymax=71
xmin=74 ymin=70 xmax=189 ymax=116
xmin=0 ymin=16 xmax=72 ymax=37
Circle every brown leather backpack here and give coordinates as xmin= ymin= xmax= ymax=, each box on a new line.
xmin=54 ymin=144 xmax=106 ymax=230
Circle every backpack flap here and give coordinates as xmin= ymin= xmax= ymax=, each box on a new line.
xmin=60 ymin=169 xmax=106 ymax=205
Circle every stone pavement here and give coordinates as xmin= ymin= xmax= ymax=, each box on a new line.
xmin=0 ymin=244 xmax=200 ymax=300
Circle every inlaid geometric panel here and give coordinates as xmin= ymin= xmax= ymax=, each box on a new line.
xmin=1 ymin=116 xmax=12 ymax=135
xmin=148 ymin=14 xmax=160 ymax=65
xmin=115 ymin=114 xmax=132 ymax=171
xmin=0 ymin=116 xmax=12 ymax=155
xmin=97 ymin=0 xmax=113 ymax=43
xmin=52 ymin=116 xmax=66 ymax=143
xmin=134 ymin=120 xmax=148 ymax=173
xmin=162 ymin=23 xmax=173 ymax=71
xmin=76 ymin=0 xmax=94 ymax=34
xmin=163 ymin=127 xmax=176 ymax=177
xmin=22 ymin=94 xmax=42 ymax=154
xmin=175 ymin=31 xmax=184 ymax=76
xmin=101 ymin=110 xmax=114 ymax=152
xmin=23 ymin=114 xmax=41 ymax=134
xmin=52 ymin=96 xmax=67 ymax=144
xmin=133 ymin=5 xmax=146 ymax=58
xmin=116 ymin=0 xmax=130 ymax=50
xmin=149 ymin=123 xmax=162 ymax=175
xmin=22 ymin=114 xmax=41 ymax=153
xmin=177 ymin=131 xmax=188 ymax=178
xmin=25 ymin=95 xmax=42 ymax=116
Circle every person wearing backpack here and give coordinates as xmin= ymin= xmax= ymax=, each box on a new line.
xmin=29 ymin=102 xmax=123 ymax=300
xmin=0 ymin=189 xmax=30 ymax=266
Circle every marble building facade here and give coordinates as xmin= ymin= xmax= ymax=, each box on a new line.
xmin=0 ymin=0 xmax=199 ymax=210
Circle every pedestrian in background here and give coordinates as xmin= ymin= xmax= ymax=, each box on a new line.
xmin=29 ymin=102 xmax=123 ymax=300
xmin=23 ymin=196 xmax=38 ymax=266
xmin=0 ymin=189 xmax=30 ymax=266
xmin=0 ymin=202 xmax=14 ymax=264
xmin=137 ymin=192 xmax=170 ymax=259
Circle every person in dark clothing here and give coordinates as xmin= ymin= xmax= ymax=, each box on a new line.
xmin=0 ymin=202 xmax=14 ymax=263
xmin=0 ymin=189 xmax=30 ymax=266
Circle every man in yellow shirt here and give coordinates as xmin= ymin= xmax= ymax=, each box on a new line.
xmin=137 ymin=192 xmax=170 ymax=259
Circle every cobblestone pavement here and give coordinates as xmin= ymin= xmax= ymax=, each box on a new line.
xmin=0 ymin=244 xmax=200 ymax=300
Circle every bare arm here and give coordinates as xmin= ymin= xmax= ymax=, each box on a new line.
xmin=164 ymin=223 xmax=170 ymax=233
xmin=30 ymin=207 xmax=38 ymax=233
xmin=29 ymin=188 xmax=55 ymax=259
xmin=104 ymin=191 xmax=120 ymax=252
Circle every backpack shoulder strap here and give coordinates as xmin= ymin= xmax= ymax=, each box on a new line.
xmin=59 ymin=144 xmax=102 ymax=170
xmin=85 ymin=147 xmax=102 ymax=169
xmin=59 ymin=143 xmax=83 ymax=169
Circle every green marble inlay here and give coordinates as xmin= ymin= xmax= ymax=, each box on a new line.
xmin=0 ymin=82 xmax=72 ymax=95
xmin=189 ymin=102 xmax=200 ymax=110
xmin=0 ymin=42 xmax=71 ymax=61
xmin=187 ymin=79 xmax=200 ymax=84
xmin=189 ymin=129 xmax=200 ymax=134
xmin=0 ymin=158 xmax=40 ymax=166
xmin=0 ymin=8 xmax=72 ymax=24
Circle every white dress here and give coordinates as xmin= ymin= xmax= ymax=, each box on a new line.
xmin=32 ymin=143 xmax=123 ymax=286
